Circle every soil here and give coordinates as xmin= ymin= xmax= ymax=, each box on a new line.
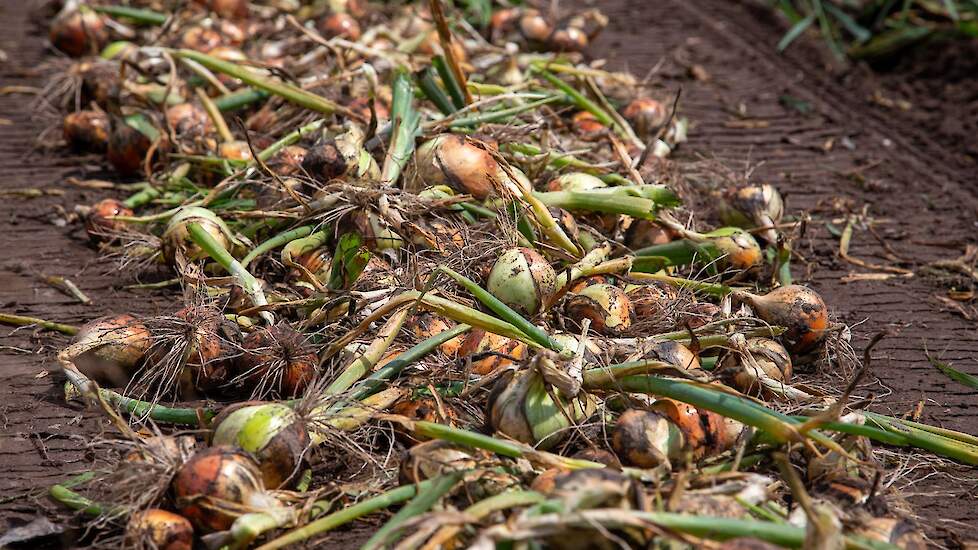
xmin=2 ymin=0 xmax=977 ymax=547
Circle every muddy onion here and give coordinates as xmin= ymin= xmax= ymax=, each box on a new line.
xmin=211 ymin=402 xmax=310 ymax=489
xmin=611 ymin=409 xmax=683 ymax=468
xmin=720 ymin=337 xmax=792 ymax=395
xmin=125 ymin=509 xmax=194 ymax=550
xmin=172 ymin=447 xmax=280 ymax=532
xmin=565 ymin=283 xmax=634 ymax=335
xmin=64 ymin=110 xmax=110 ymax=152
xmin=49 ymin=8 xmax=107 ymax=57
xmin=736 ymin=285 xmax=829 ymax=354
xmin=458 ymin=328 xmax=526 ymax=375
xmin=487 ymin=247 xmax=557 ymax=315
xmin=650 ymin=399 xmax=743 ymax=461
xmin=85 ymin=198 xmax=133 ymax=240
xmin=408 ymin=134 xmax=502 ymax=200
xmin=487 ymin=368 xmax=595 ymax=450
xmin=70 ymin=314 xmax=152 ymax=387
xmin=718 ymin=184 xmax=784 ymax=243
xmin=233 ymin=323 xmax=318 ymax=397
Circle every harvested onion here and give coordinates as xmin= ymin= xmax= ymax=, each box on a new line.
xmin=487 ymin=247 xmax=557 ymax=315
xmin=565 ymin=283 xmax=634 ymax=335
xmin=735 ymin=285 xmax=829 ymax=354
xmin=69 ymin=314 xmax=152 ymax=387
xmin=211 ymin=401 xmax=310 ymax=488
xmin=125 ymin=509 xmax=193 ymax=550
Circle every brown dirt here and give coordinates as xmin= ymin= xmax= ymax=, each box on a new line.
xmin=1 ymin=0 xmax=977 ymax=547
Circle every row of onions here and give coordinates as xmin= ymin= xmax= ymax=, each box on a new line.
xmin=11 ymin=0 xmax=974 ymax=548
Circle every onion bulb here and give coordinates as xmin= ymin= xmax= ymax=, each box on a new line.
xmin=85 ymin=198 xmax=133 ymax=241
xmin=211 ymin=402 xmax=310 ymax=489
xmin=545 ymin=172 xmax=606 ymax=192
xmin=107 ymin=116 xmax=156 ymax=177
xmin=165 ymin=103 xmax=212 ymax=140
xmin=571 ymin=111 xmax=606 ymax=136
xmin=69 ymin=314 xmax=152 ymax=387
xmin=565 ymin=283 xmax=634 ymax=335
xmin=161 ymin=206 xmax=235 ymax=266
xmin=64 ymin=110 xmax=109 ymax=152
xmin=351 ymin=210 xmax=403 ymax=252
xmin=624 ymin=282 xmax=677 ymax=321
xmin=172 ymin=447 xmax=282 ymax=532
xmin=125 ymin=509 xmax=193 ymax=550
xmin=399 ymin=440 xmax=479 ymax=484
xmin=735 ymin=285 xmax=828 ymax=354
xmin=318 ymin=13 xmax=361 ymax=40
xmin=650 ymin=399 xmax=743 ymax=460
xmin=624 ymin=219 xmax=673 ymax=250
xmin=458 ymin=328 xmax=526 ymax=375
xmin=718 ymin=184 xmax=784 ymax=243
xmin=622 ymin=97 xmax=668 ymax=136
xmin=391 ymin=397 xmax=458 ymax=444
xmin=518 ymin=9 xmax=553 ymax=42
xmin=487 ymin=247 xmax=557 ymax=315
xmin=207 ymin=0 xmax=250 ymax=20
xmin=49 ymin=8 xmax=107 ymax=57
xmin=180 ymin=26 xmax=222 ymax=53
xmin=611 ymin=409 xmax=683 ymax=468
xmin=549 ymin=26 xmax=588 ymax=51
xmin=301 ymin=125 xmax=379 ymax=183
xmin=487 ymin=368 xmax=595 ymax=450
xmin=639 ymin=340 xmax=702 ymax=373
xmin=852 ymin=518 xmax=925 ymax=550
xmin=269 ymin=145 xmax=307 ymax=177
xmin=709 ymin=228 xmax=763 ymax=271
xmin=719 ymin=337 xmax=792 ymax=396
xmin=406 ymin=313 xmax=463 ymax=356
xmin=233 ymin=323 xmax=318 ymax=398
xmin=407 ymin=135 xmax=502 ymax=200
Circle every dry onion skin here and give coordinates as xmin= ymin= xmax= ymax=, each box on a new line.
xmin=210 ymin=401 xmax=310 ymax=489
xmin=736 ymin=285 xmax=829 ymax=354
xmin=565 ymin=283 xmax=634 ymax=335
xmin=487 ymin=247 xmax=558 ymax=316
xmin=125 ymin=509 xmax=194 ymax=550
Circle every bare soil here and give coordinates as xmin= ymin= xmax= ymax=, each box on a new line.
xmin=2 ymin=0 xmax=977 ymax=547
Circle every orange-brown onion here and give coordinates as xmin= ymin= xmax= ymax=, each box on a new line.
xmin=318 ymin=12 xmax=361 ymax=40
xmin=390 ymin=397 xmax=458 ymax=444
xmin=165 ymin=103 xmax=213 ymax=140
xmin=69 ymin=314 xmax=152 ymax=387
xmin=172 ymin=447 xmax=279 ymax=532
xmin=719 ymin=337 xmax=792 ymax=396
xmin=232 ymin=323 xmax=318 ymax=398
xmin=852 ymin=518 xmax=926 ymax=550
xmin=64 ymin=110 xmax=110 ymax=152
xmin=650 ymin=399 xmax=744 ymax=461
xmin=406 ymin=313 xmax=464 ymax=357
xmin=107 ymin=117 xmax=155 ymax=177
xmin=406 ymin=134 xmax=504 ymax=200
xmin=85 ymin=198 xmax=133 ymax=241
xmin=622 ymin=97 xmax=668 ymax=136
xmin=624 ymin=282 xmax=678 ymax=322
xmin=457 ymin=328 xmax=527 ymax=375
xmin=399 ymin=440 xmax=480 ymax=484
xmin=210 ymin=401 xmax=310 ymax=489
xmin=125 ymin=509 xmax=194 ymax=550
xmin=49 ymin=9 xmax=107 ymax=57
xmin=736 ymin=285 xmax=829 ymax=354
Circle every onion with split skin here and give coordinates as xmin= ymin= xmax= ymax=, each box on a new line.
xmin=611 ymin=409 xmax=683 ymax=468
xmin=719 ymin=337 xmax=792 ymax=396
xmin=710 ymin=228 xmax=763 ymax=272
xmin=650 ymin=399 xmax=744 ymax=461
xmin=125 ymin=509 xmax=194 ymax=550
xmin=172 ymin=447 xmax=285 ymax=533
xmin=210 ymin=401 xmax=310 ymax=489
xmin=735 ymin=285 xmax=829 ymax=354
xmin=458 ymin=328 xmax=527 ymax=375
xmin=487 ymin=247 xmax=557 ymax=316
xmin=718 ymin=184 xmax=784 ymax=243
xmin=161 ymin=206 xmax=235 ymax=267
xmin=68 ymin=314 xmax=152 ymax=387
xmin=407 ymin=134 xmax=504 ymax=200
xmin=565 ymin=283 xmax=634 ymax=336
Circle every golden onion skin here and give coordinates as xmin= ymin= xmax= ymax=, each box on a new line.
xmin=458 ymin=329 xmax=527 ymax=375
xmin=738 ymin=285 xmax=829 ymax=354
xmin=125 ymin=509 xmax=194 ymax=550
xmin=71 ymin=314 xmax=152 ymax=387
xmin=565 ymin=283 xmax=634 ymax=335
xmin=64 ymin=110 xmax=110 ymax=153
xmin=611 ymin=409 xmax=683 ymax=468
xmin=172 ymin=447 xmax=268 ymax=532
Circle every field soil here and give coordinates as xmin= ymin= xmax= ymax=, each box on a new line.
xmin=2 ymin=0 xmax=977 ymax=546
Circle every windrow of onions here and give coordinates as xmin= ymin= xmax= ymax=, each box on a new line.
xmin=23 ymin=0 xmax=955 ymax=548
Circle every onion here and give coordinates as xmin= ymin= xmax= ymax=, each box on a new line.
xmin=622 ymin=97 xmax=668 ymax=136
xmin=565 ymin=283 xmax=634 ymax=335
xmin=407 ymin=134 xmax=502 ymax=200
xmin=233 ymin=323 xmax=318 ymax=398
xmin=107 ymin=116 xmax=156 ymax=177
xmin=208 ymin=0 xmax=249 ymax=20
xmin=391 ymin=397 xmax=458 ymax=444
xmin=638 ymin=340 xmax=702 ymax=373
xmin=489 ymin=8 xmax=521 ymax=41
xmin=162 ymin=206 xmax=234 ymax=266
xmin=624 ymin=219 xmax=673 ymax=249
xmin=219 ymin=140 xmax=253 ymax=161
xmin=549 ymin=26 xmax=588 ymax=51
xmin=571 ymin=111 xmax=606 ymax=135
xmin=172 ymin=447 xmax=281 ymax=532
xmin=650 ymin=399 xmax=743 ymax=460
xmin=719 ymin=337 xmax=792 ymax=396
xmin=49 ymin=8 xmax=107 ymax=57
xmin=85 ymin=198 xmax=133 ymax=240
xmin=458 ymin=329 xmax=527 ymax=375
xmin=399 ymin=440 xmax=479 ymax=484
xmin=718 ymin=184 xmax=784 ymax=243
xmin=679 ymin=301 xmax=721 ymax=330
xmin=269 ymin=145 xmax=307 ymax=177
xmin=165 ymin=103 xmax=212 ymax=140
xmin=853 ymin=518 xmax=925 ymax=550
xmin=487 ymin=247 xmax=557 ymax=315
xmin=624 ymin=282 xmax=677 ymax=321
xmin=211 ymin=402 xmax=310 ymax=489
xmin=125 ymin=509 xmax=194 ymax=550
xmin=64 ymin=110 xmax=109 ymax=152
xmin=351 ymin=210 xmax=404 ymax=252
xmin=572 ymin=448 xmax=622 ymax=468
xmin=301 ymin=127 xmax=379 ymax=183
xmin=710 ymin=228 xmax=763 ymax=271
xmin=545 ymin=172 xmax=606 ymax=192
xmin=487 ymin=368 xmax=595 ymax=450
xmin=735 ymin=285 xmax=828 ymax=354
xmin=530 ymin=467 xmax=563 ymax=493
xmin=318 ymin=13 xmax=361 ymax=40
xmin=518 ymin=9 xmax=553 ymax=42
xmin=407 ymin=313 xmax=463 ymax=356
xmin=181 ymin=26 xmax=223 ymax=53
xmin=69 ymin=314 xmax=152 ymax=387
xmin=611 ymin=409 xmax=682 ymax=468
